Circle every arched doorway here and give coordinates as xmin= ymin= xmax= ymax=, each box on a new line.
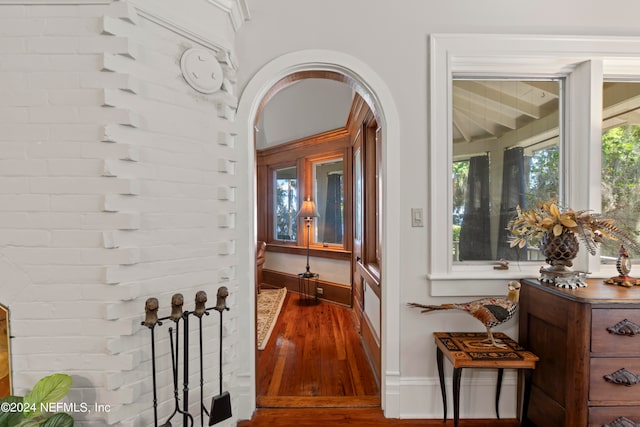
xmin=235 ymin=50 xmax=401 ymax=418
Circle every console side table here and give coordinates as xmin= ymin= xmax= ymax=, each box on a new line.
xmin=434 ymin=332 xmax=538 ymax=427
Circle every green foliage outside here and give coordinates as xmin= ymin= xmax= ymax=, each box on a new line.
xmin=601 ymin=125 xmax=640 ymax=257
xmin=275 ymin=178 xmax=297 ymax=241
xmin=452 ymin=160 xmax=469 ymax=223
xmin=525 ymin=146 xmax=559 ymax=209
xmin=452 ymin=225 xmax=461 ymax=242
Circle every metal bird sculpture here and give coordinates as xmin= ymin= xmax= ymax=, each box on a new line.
xmin=408 ymin=281 xmax=521 ymax=348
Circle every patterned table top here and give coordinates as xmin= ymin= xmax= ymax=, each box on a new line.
xmin=434 ymin=332 xmax=539 ymax=369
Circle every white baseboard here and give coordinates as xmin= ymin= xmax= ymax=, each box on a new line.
xmin=398 ymin=374 xmax=519 ymax=419
xmin=233 ymin=372 xmax=255 ymax=421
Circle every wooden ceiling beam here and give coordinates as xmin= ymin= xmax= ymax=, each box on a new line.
xmin=454 ymin=81 xmax=542 ymax=119
xmin=452 ymin=109 xmax=473 ymax=142
xmin=453 ymin=94 xmax=517 ymax=130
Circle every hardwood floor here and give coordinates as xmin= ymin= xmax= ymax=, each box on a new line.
xmin=238 ymin=408 xmax=520 ymax=427
xmin=256 ymin=291 xmax=379 ymax=408
xmin=248 ymin=290 xmax=520 ymax=426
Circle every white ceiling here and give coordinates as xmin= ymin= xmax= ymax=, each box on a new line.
xmin=255 ymin=78 xmax=354 ymax=150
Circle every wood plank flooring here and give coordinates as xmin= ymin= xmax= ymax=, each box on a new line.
xmin=256 ymin=291 xmax=379 ymax=407
xmin=247 ymin=290 xmax=520 ymax=426
xmin=238 ymin=408 xmax=520 ymax=427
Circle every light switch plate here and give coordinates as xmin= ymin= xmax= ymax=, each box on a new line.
xmin=411 ymin=208 xmax=424 ymax=227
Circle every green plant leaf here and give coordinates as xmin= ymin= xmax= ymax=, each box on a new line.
xmin=23 ymin=374 xmax=72 ymax=418
xmin=40 ymin=413 xmax=73 ymax=427
xmin=0 ymin=396 xmax=25 ymax=427
xmin=14 ymin=419 xmax=39 ymax=427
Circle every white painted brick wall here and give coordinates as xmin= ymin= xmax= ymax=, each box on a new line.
xmin=0 ymin=1 xmax=245 ymax=426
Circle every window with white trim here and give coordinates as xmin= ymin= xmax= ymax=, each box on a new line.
xmin=429 ymin=34 xmax=640 ymax=296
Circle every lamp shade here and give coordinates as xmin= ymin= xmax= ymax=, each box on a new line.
xmin=297 ymin=199 xmax=319 ymax=219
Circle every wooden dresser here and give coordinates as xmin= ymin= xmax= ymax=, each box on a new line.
xmin=519 ymin=278 xmax=640 ymax=427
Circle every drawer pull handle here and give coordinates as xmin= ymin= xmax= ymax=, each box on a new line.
xmin=604 ymin=416 xmax=639 ymax=427
xmin=604 ymin=368 xmax=640 ymax=386
xmin=607 ymin=319 xmax=640 ymax=336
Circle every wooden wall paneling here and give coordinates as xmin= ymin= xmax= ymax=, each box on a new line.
xmin=361 ymin=307 xmax=381 ymax=386
xmin=346 ymin=94 xmax=374 ymax=136
xmin=257 ymin=129 xmax=350 ymax=165
xmin=267 ymin=244 xmax=350 ymax=260
xmin=351 ymin=126 xmax=364 ymax=333
xmin=262 ymin=269 xmax=352 ymax=307
xmin=374 ymin=125 xmax=382 ymax=266
xmin=343 ymin=145 xmax=353 ymax=252
xmin=364 ymin=123 xmax=379 ymax=270
xmin=256 ymin=163 xmax=269 ymax=242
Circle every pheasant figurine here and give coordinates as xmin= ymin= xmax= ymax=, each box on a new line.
xmin=408 ymin=281 xmax=521 ymax=348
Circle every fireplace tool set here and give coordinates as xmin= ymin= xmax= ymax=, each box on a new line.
xmin=142 ymin=286 xmax=232 ymax=427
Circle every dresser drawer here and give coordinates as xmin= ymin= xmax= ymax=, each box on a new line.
xmin=589 ymin=406 xmax=640 ymax=427
xmin=590 ymin=358 xmax=640 ymax=402
xmin=592 ymin=309 xmax=640 ymax=355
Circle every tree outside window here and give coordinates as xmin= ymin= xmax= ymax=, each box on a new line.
xmin=601 ymin=124 xmax=640 ymax=259
xmin=274 ymin=166 xmax=297 ymax=241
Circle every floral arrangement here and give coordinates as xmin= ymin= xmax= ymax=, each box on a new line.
xmin=507 ymin=198 xmax=640 ymax=255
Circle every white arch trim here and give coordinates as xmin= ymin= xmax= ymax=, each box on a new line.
xmin=234 ymin=50 xmax=401 ymax=418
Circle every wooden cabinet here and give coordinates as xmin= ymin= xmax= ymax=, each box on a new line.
xmin=519 ymin=279 xmax=640 ymax=427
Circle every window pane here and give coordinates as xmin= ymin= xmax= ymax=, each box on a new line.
xmin=313 ymin=158 xmax=344 ymax=246
xmin=274 ymin=166 xmax=297 ymax=241
xmin=452 ymin=79 xmax=561 ymax=262
xmin=601 ymin=82 xmax=640 ymax=261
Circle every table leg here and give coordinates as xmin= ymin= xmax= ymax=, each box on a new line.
xmin=521 ymin=368 xmax=533 ymax=427
xmin=495 ymin=368 xmax=503 ymax=419
xmin=436 ymin=347 xmax=447 ymax=423
xmin=453 ymin=367 xmax=462 ymax=427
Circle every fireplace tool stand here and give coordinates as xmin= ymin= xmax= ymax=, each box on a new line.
xmin=142 ymin=287 xmax=230 ymax=427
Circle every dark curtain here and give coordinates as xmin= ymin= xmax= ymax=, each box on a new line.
xmin=497 ymin=147 xmax=527 ymax=260
xmin=459 ymin=155 xmax=491 ymax=260
xmin=323 ymin=173 xmax=343 ymax=244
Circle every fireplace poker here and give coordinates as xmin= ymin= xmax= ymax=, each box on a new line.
xmin=208 ymin=286 xmax=232 ymax=425
xmin=142 ymin=298 xmax=161 ymax=427
xmin=194 ymin=291 xmax=210 ymax=426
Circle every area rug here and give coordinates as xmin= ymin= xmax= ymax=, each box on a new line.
xmin=257 ymin=287 xmax=287 ymax=350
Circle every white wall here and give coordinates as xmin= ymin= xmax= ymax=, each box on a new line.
xmin=0 ymin=1 xmax=247 ymax=426
xmin=256 ymin=78 xmax=354 ymax=149
xmin=234 ymin=0 xmax=640 ymax=420
xmin=264 ymin=252 xmax=350 ymax=285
